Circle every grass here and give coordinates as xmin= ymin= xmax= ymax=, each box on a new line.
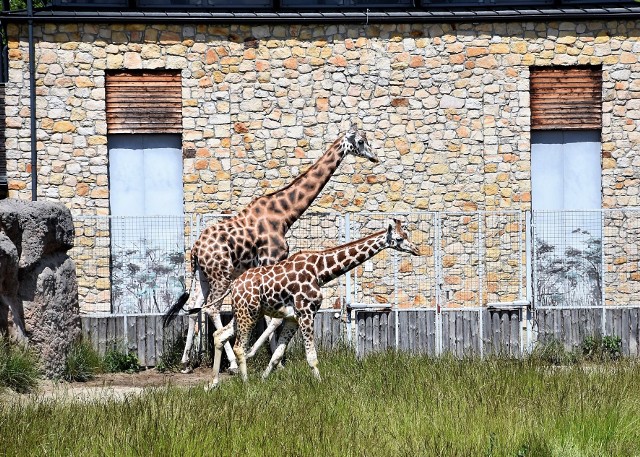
xmin=62 ymin=339 xmax=104 ymax=382
xmin=2 ymin=348 xmax=640 ymax=456
xmin=0 ymin=338 xmax=40 ymax=394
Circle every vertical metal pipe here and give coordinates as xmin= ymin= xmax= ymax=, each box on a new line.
xmin=27 ymin=0 xmax=37 ymax=200
xmin=600 ymin=209 xmax=606 ymax=335
xmin=393 ymin=249 xmax=399 ymax=350
xmin=478 ymin=211 xmax=484 ymax=307
xmin=435 ymin=212 xmax=442 ymax=355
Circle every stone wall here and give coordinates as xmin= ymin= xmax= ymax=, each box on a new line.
xmin=3 ymin=19 xmax=639 ymax=312
xmin=5 ymin=20 xmax=639 ymax=213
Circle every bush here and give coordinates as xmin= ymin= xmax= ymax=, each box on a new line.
xmin=63 ymin=339 xmax=102 ymax=382
xmin=530 ymin=338 xmax=580 ymax=366
xmin=103 ymin=343 xmax=140 ymax=374
xmin=155 ymin=335 xmax=186 ymax=373
xmin=0 ymin=337 xmax=40 ymax=393
xmin=582 ymin=334 xmax=622 ymax=362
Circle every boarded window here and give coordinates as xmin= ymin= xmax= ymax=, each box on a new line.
xmin=106 ymin=71 xmax=182 ymax=134
xmin=530 ymin=66 xmax=602 ymax=130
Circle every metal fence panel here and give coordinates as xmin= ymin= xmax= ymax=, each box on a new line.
xmin=349 ymin=212 xmax=437 ymax=308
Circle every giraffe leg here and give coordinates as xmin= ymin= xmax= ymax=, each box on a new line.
xmin=232 ymin=319 xmax=256 ymax=383
xmin=209 ymin=320 xmax=235 ymax=389
xmin=211 ymin=310 xmax=238 ymax=373
xmin=246 ymin=317 xmax=283 ymax=359
xmin=298 ymin=309 xmax=321 ymax=381
xmin=180 ymin=272 xmax=208 ymax=373
xmin=180 ymin=314 xmax=197 ymax=374
xmin=262 ymin=318 xmax=298 ymax=380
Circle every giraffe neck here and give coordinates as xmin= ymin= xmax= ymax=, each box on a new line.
xmin=242 ymin=135 xmax=347 ymax=230
xmin=314 ymin=230 xmax=388 ymax=287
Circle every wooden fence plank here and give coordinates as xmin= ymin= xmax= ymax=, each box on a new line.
xmin=356 ymin=312 xmax=365 ymax=358
xmin=127 ymin=316 xmax=137 ymax=359
xmin=398 ymin=312 xmax=410 ymax=351
xmin=136 ymin=316 xmax=146 ymax=367
xmin=491 ymin=311 xmax=500 ymax=355
xmin=146 ymin=315 xmax=156 ymax=367
xmin=462 ymin=312 xmax=471 ymax=355
xmin=152 ymin=315 xmax=162 ymax=362
xmin=427 ymin=310 xmax=435 ymax=355
xmin=511 ymin=311 xmax=520 ymax=357
xmin=388 ymin=311 xmax=396 ymax=351
xmin=622 ymin=309 xmax=630 ymax=357
xmin=417 ymin=310 xmax=426 ymax=354
xmin=380 ymin=312 xmax=388 ymax=351
xmin=81 ymin=316 xmax=92 ymax=344
xmin=372 ymin=313 xmax=379 ymax=353
xmin=629 ymin=308 xmax=639 ymax=357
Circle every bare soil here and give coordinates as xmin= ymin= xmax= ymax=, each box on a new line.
xmin=5 ymin=367 xmax=226 ymax=403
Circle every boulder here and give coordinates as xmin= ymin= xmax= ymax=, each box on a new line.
xmin=0 ymin=199 xmax=80 ymax=378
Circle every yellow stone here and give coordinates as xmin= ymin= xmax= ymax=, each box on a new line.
xmin=52 ymin=121 xmax=75 ymax=133
xmin=87 ymin=136 xmax=107 ymax=145
xmin=430 ymin=163 xmax=448 ymax=175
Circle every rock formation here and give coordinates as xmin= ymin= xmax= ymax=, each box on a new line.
xmin=0 ymin=199 xmax=80 ymax=378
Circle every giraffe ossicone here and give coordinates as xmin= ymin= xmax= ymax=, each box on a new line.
xmin=162 ymin=127 xmax=378 ymax=373
xmin=209 ymin=219 xmax=421 ymax=387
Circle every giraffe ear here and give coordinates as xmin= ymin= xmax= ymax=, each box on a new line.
xmin=386 ymin=220 xmax=394 ymax=242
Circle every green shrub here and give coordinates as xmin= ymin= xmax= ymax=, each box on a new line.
xmin=0 ymin=337 xmax=40 ymax=393
xmin=530 ymin=338 xmax=580 ymax=366
xmin=103 ymin=343 xmax=140 ymax=374
xmin=63 ymin=339 xmax=102 ymax=382
xmin=155 ymin=335 xmax=186 ymax=373
xmin=582 ymin=334 xmax=622 ymax=362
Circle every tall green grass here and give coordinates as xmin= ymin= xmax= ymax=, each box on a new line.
xmin=2 ymin=349 xmax=640 ymax=456
xmin=0 ymin=338 xmax=40 ymax=393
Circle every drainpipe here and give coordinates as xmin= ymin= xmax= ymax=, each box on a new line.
xmin=27 ymin=0 xmax=36 ymax=201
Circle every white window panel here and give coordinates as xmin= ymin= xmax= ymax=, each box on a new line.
xmin=531 ymin=130 xmax=601 ymax=210
xmin=109 ymin=134 xmax=183 ymax=216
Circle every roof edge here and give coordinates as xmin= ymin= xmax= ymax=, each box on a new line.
xmin=1 ymin=7 xmax=640 ymax=24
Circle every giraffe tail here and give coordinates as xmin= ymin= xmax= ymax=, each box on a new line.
xmin=162 ymin=292 xmax=191 ymax=327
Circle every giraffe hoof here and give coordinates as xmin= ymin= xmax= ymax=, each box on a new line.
xmin=180 ymin=363 xmax=193 ymax=374
xmin=204 ymin=381 xmax=219 ymax=391
xmin=227 ymin=365 xmax=239 ymax=375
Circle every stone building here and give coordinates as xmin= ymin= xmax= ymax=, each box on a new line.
xmin=0 ymin=1 xmax=639 ymax=313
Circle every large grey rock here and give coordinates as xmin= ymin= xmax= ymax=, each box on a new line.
xmin=0 ymin=199 xmax=74 ymax=270
xmin=0 ymin=199 xmax=80 ymax=378
xmin=0 ymin=232 xmax=25 ymax=341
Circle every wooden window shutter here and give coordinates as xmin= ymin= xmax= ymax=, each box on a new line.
xmin=530 ymin=66 xmax=602 ymax=130
xmin=106 ymin=71 xmax=182 ymax=134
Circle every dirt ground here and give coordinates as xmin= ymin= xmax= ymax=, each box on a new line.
xmin=5 ymin=367 xmax=226 ymax=403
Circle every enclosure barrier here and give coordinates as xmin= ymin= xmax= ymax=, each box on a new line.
xmin=75 ymin=209 xmax=640 ymax=364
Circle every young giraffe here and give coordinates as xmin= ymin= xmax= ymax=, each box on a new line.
xmin=163 ymin=126 xmax=378 ymax=373
xmin=210 ymin=219 xmax=420 ymax=387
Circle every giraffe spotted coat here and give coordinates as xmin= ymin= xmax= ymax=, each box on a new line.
xmin=211 ymin=219 xmax=421 ymax=386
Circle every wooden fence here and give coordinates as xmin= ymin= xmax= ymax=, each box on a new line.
xmin=536 ymin=307 xmax=640 ymax=357
xmin=81 ymin=307 xmax=640 ymax=366
xmin=355 ymin=309 xmax=521 ymax=358
xmin=81 ymin=310 xmax=344 ymax=367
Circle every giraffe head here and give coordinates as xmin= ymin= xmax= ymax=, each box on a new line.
xmin=342 ymin=126 xmax=378 ymax=163
xmin=386 ymin=219 xmax=420 ymax=256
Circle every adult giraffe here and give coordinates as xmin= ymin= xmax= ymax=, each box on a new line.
xmin=163 ymin=126 xmax=378 ymax=373
xmin=210 ymin=219 xmax=421 ymax=386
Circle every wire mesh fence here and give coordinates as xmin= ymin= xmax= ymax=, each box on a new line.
xmin=349 ymin=212 xmax=437 ymax=308
xmin=71 ymin=209 xmax=640 ymax=314
xmin=532 ymin=211 xmax=602 ymax=308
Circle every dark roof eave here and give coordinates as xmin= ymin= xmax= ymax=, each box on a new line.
xmin=1 ymin=7 xmax=640 ymax=24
